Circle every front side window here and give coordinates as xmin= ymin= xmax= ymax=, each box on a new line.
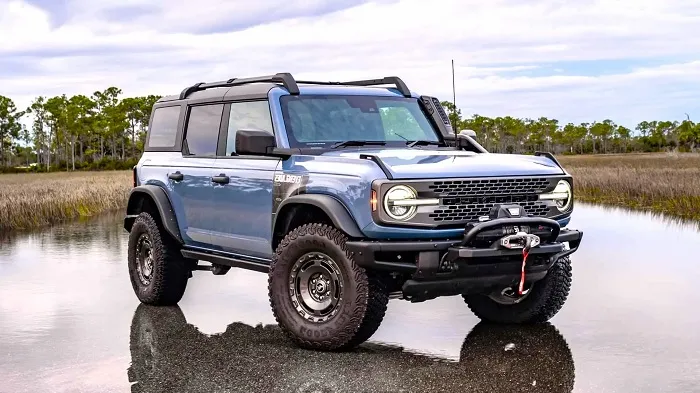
xmin=184 ymin=104 xmax=224 ymax=156
xmin=225 ymin=101 xmax=274 ymax=155
xmin=280 ymin=95 xmax=440 ymax=148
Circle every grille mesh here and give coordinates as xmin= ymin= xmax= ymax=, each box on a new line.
xmin=427 ymin=177 xmax=552 ymax=223
xmin=430 ymin=201 xmax=550 ymax=222
xmin=428 ymin=178 xmax=550 ymax=197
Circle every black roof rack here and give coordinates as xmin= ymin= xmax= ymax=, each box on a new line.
xmin=178 ymin=73 xmax=412 ymax=99
xmin=296 ymin=76 xmax=412 ymax=97
xmin=179 ymin=72 xmax=300 ymax=99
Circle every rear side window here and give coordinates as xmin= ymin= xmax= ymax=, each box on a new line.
xmin=184 ymin=104 xmax=224 ymax=156
xmin=147 ymin=106 xmax=181 ymax=148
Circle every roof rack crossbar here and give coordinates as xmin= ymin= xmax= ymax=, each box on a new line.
xmin=295 ymin=76 xmax=411 ymax=97
xmin=179 ymin=72 xmax=300 ymax=99
xmin=179 ymin=82 xmax=205 ymax=100
xmin=178 ymin=74 xmax=411 ymax=100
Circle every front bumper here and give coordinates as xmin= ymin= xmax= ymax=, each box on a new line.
xmin=346 ymin=216 xmax=583 ymax=302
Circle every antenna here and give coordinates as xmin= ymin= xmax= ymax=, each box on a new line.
xmin=451 ymin=59 xmax=458 ymax=141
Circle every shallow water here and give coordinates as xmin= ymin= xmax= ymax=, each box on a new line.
xmin=1 ymin=203 xmax=699 ymax=393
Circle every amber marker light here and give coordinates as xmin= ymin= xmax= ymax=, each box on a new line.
xmin=370 ymin=190 xmax=378 ymax=211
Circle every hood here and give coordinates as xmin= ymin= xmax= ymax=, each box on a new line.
xmin=321 ymin=148 xmax=564 ymax=179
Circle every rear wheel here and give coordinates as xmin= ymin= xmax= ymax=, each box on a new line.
xmin=268 ymin=223 xmax=389 ymax=351
xmin=463 ymin=256 xmax=572 ymax=323
xmin=127 ymin=212 xmax=189 ymax=306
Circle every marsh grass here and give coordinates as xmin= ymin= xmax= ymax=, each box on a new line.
xmin=1 ymin=153 xmax=698 ymax=232
xmin=558 ymin=153 xmax=700 ymax=221
xmin=0 ymin=171 xmax=132 ymax=232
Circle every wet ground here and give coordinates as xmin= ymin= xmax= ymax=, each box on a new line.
xmin=1 ymin=203 xmax=699 ymax=393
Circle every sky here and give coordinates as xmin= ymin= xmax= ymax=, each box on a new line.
xmin=1 ymin=0 xmax=699 ymax=129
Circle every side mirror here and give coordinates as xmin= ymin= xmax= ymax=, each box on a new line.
xmin=443 ymin=131 xmax=488 ymax=153
xmin=235 ymin=129 xmax=276 ymax=156
xmin=459 ymin=129 xmax=477 ymax=138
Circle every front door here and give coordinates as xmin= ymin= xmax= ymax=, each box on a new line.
xmin=208 ymin=100 xmax=280 ymax=259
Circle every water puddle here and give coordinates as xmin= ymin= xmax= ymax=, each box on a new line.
xmin=1 ymin=204 xmax=699 ymax=392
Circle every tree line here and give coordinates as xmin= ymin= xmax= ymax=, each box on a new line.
xmin=0 ymin=89 xmax=160 ymax=172
xmin=441 ymin=102 xmax=700 ymax=155
xmin=0 ymin=90 xmax=698 ymax=172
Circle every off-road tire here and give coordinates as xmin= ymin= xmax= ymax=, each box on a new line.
xmin=268 ymin=223 xmax=389 ymax=351
xmin=463 ymin=256 xmax=572 ymax=324
xmin=128 ymin=211 xmax=189 ymax=306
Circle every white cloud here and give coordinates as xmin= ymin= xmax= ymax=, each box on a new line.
xmin=1 ymin=0 xmax=699 ymax=127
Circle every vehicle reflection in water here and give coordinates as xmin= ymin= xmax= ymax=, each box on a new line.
xmin=127 ymin=304 xmax=575 ymax=393
xmin=2 ymin=203 xmax=700 ymax=392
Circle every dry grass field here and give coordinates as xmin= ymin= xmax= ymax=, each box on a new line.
xmin=558 ymin=152 xmax=700 ymax=220
xmin=0 ymin=171 xmax=132 ymax=232
xmin=0 ymin=152 xmax=698 ymax=232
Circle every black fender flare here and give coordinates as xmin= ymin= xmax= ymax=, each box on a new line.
xmin=274 ymin=194 xmax=364 ymax=239
xmin=124 ymin=185 xmax=183 ymax=244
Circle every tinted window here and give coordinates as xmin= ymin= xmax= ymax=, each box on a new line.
xmin=147 ymin=106 xmax=180 ymax=148
xmin=225 ymin=101 xmax=274 ymax=155
xmin=184 ymin=104 xmax=224 ymax=156
xmin=280 ymin=95 xmax=439 ymax=148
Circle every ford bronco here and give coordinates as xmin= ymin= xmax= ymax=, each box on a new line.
xmin=124 ymin=73 xmax=583 ymax=351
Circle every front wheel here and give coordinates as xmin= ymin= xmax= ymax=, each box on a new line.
xmin=463 ymin=256 xmax=572 ymax=324
xmin=268 ymin=223 xmax=389 ymax=351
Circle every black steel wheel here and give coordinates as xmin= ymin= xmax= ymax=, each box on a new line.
xmin=135 ymin=233 xmax=155 ymax=286
xmin=127 ymin=212 xmax=189 ymax=306
xmin=268 ymin=223 xmax=389 ymax=351
xmin=290 ymin=252 xmax=345 ymax=323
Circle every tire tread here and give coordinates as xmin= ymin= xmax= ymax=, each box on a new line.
xmin=463 ymin=256 xmax=572 ymax=324
xmin=128 ymin=211 xmax=188 ymax=306
xmin=268 ymin=223 xmax=388 ymax=351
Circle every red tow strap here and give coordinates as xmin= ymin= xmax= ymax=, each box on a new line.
xmin=518 ymin=246 xmax=531 ymax=296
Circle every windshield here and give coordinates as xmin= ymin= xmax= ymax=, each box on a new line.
xmin=280 ymin=95 xmax=441 ymax=148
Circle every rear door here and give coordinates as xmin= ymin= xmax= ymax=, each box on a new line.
xmin=168 ymin=103 xmax=225 ymax=247
xmin=208 ymin=100 xmax=281 ymax=259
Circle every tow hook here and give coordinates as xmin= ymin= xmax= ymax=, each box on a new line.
xmin=499 ymin=232 xmax=539 ymax=296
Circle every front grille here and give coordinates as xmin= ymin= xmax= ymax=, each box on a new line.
xmin=428 ymin=177 xmax=550 ymax=196
xmin=426 ymin=177 xmax=552 ymax=223
xmin=430 ymin=200 xmax=550 ymax=222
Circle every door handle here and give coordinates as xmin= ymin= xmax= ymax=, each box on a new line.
xmin=211 ymin=174 xmax=230 ymax=184
xmin=168 ymin=171 xmax=183 ymax=181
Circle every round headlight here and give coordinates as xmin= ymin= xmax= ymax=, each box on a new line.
xmin=553 ymin=180 xmax=572 ymax=212
xmin=383 ymin=185 xmax=418 ymax=221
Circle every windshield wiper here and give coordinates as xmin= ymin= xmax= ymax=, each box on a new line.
xmin=331 ymin=140 xmax=387 ymax=149
xmin=406 ymin=140 xmax=441 ymax=148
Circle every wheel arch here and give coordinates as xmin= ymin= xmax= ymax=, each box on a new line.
xmin=272 ymin=194 xmax=364 ymax=250
xmin=124 ymin=185 xmax=183 ymax=244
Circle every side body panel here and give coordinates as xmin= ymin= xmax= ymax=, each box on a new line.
xmin=274 ymin=154 xmax=382 ymax=234
xmin=207 ymin=157 xmax=280 ymax=259
xmin=138 ymin=153 xmax=217 ymax=248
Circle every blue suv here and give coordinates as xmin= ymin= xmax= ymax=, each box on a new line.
xmin=124 ymin=73 xmax=583 ymax=351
